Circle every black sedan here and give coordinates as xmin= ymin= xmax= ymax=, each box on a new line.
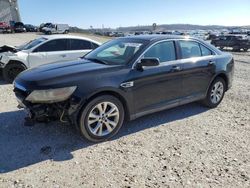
xmin=24 ymin=24 xmax=38 ymax=32
xmin=13 ymin=22 xmax=26 ymax=33
xmin=14 ymin=35 xmax=234 ymax=142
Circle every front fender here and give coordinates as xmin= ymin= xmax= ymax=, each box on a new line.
xmin=71 ymin=86 xmax=134 ymax=121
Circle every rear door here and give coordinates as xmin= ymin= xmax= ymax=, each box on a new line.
xmin=28 ymin=39 xmax=70 ymax=68
xmin=177 ymin=40 xmax=216 ymax=98
xmin=68 ymin=39 xmax=97 ymax=59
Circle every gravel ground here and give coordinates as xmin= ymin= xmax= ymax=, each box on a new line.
xmin=0 ymin=33 xmax=249 ymax=188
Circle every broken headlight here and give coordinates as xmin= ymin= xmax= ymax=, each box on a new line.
xmin=26 ymin=86 xmax=77 ymax=103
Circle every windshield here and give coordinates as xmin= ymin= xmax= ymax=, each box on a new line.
xmin=84 ymin=38 xmax=147 ymax=65
xmin=18 ymin=37 xmax=48 ymax=50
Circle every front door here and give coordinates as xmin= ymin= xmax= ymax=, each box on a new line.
xmin=28 ymin=39 xmax=70 ymax=68
xmin=129 ymin=41 xmax=184 ymax=115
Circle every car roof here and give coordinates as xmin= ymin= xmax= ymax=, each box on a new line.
xmin=123 ymin=34 xmax=222 ymax=54
xmin=221 ymin=34 xmax=246 ymax=37
xmin=123 ymin=34 xmax=195 ymax=41
xmin=42 ymin=35 xmax=101 ymax=44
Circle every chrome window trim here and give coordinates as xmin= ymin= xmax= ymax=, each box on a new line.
xmin=178 ymin=39 xmax=218 ymax=57
xmin=132 ymin=39 xmax=174 ymax=69
xmin=132 ymin=38 xmax=218 ymax=69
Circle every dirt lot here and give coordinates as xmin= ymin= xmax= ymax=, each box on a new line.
xmin=0 ymin=33 xmax=249 ymax=188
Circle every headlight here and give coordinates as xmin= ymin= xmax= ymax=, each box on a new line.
xmin=26 ymin=86 xmax=77 ymax=103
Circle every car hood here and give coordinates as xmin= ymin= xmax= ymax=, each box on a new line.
xmin=15 ymin=59 xmax=123 ymax=89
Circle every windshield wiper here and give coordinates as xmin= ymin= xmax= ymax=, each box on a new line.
xmin=84 ymin=58 xmax=109 ymax=65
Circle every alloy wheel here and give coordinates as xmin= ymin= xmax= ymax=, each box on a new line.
xmin=210 ymin=81 xmax=224 ymax=104
xmin=87 ymin=102 xmax=120 ymax=137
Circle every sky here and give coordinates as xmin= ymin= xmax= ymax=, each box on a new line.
xmin=18 ymin=0 xmax=250 ymax=28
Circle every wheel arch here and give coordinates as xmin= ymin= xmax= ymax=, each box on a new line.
xmin=207 ymin=72 xmax=229 ymax=93
xmin=79 ymin=89 xmax=131 ymax=121
xmin=215 ymin=73 xmax=229 ymax=91
xmin=5 ymin=60 xmax=28 ymax=69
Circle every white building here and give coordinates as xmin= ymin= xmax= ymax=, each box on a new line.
xmin=0 ymin=0 xmax=21 ymax=23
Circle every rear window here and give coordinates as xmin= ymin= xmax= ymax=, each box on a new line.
xmin=91 ymin=42 xmax=99 ymax=49
xmin=179 ymin=41 xmax=201 ymax=59
xmin=200 ymin=45 xmax=213 ymax=56
xmin=70 ymin=39 xmax=92 ymax=50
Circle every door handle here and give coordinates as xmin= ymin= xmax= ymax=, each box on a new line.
xmin=208 ymin=60 xmax=215 ymax=65
xmin=60 ymin=54 xmax=67 ymax=58
xmin=171 ymin=66 xmax=181 ymax=72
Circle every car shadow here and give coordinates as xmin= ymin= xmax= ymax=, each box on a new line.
xmin=0 ymin=73 xmax=15 ymax=85
xmin=0 ymin=103 xmax=208 ymax=173
xmin=0 ymin=79 xmax=8 ymax=85
xmin=0 ymin=73 xmax=8 ymax=85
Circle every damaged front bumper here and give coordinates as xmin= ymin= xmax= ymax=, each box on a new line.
xmin=14 ymin=84 xmax=82 ymax=124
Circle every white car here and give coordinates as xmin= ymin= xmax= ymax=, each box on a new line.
xmin=43 ymin=24 xmax=70 ymax=34
xmin=0 ymin=35 xmax=101 ymax=82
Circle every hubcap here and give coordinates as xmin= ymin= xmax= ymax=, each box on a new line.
xmin=210 ymin=81 xmax=224 ymax=104
xmin=87 ymin=102 xmax=119 ymax=137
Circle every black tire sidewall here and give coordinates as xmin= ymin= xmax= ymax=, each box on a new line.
xmin=205 ymin=77 xmax=226 ymax=108
xmin=78 ymin=95 xmax=124 ymax=142
xmin=3 ymin=63 xmax=26 ymax=83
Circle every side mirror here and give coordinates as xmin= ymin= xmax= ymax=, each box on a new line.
xmin=136 ymin=58 xmax=160 ymax=70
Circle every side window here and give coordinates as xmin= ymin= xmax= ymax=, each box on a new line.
xmin=200 ymin=45 xmax=213 ymax=56
xmin=70 ymin=39 xmax=91 ymax=50
xmin=34 ymin=39 xmax=68 ymax=52
xmin=179 ymin=41 xmax=201 ymax=59
xmin=91 ymin=42 xmax=99 ymax=50
xmin=144 ymin=41 xmax=176 ymax=63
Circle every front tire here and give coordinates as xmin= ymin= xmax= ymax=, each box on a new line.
xmin=202 ymin=77 xmax=226 ymax=108
xmin=78 ymin=95 xmax=124 ymax=142
xmin=3 ymin=63 xmax=26 ymax=83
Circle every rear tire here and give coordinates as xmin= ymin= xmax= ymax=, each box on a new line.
xmin=2 ymin=62 xmax=26 ymax=83
xmin=78 ymin=95 xmax=124 ymax=142
xmin=202 ymin=77 xmax=226 ymax=108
